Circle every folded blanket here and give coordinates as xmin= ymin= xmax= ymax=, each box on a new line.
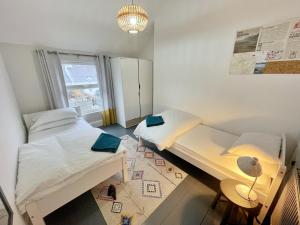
xmin=91 ymin=133 xmax=121 ymax=153
xmin=146 ymin=116 xmax=165 ymax=127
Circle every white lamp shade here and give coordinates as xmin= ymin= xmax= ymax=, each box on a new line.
xmin=237 ymin=156 xmax=262 ymax=177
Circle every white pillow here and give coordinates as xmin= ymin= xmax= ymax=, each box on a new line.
xmin=30 ymin=108 xmax=78 ymax=132
xmin=227 ymin=132 xmax=282 ymax=164
xmin=30 ymin=118 xmax=77 ymax=133
xmin=23 ymin=111 xmax=47 ymax=130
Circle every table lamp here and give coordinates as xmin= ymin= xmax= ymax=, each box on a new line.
xmin=236 ymin=156 xmax=262 ymax=201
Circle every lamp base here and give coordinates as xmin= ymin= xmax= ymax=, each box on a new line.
xmin=235 ymin=184 xmax=258 ymax=201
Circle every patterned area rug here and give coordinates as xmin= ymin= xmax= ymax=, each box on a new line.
xmin=91 ymin=135 xmax=188 ymax=225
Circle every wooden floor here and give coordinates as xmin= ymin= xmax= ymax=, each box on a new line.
xmin=44 ymin=124 xmax=249 ymax=225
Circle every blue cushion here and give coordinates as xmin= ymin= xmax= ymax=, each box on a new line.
xmin=91 ymin=133 xmax=121 ymax=153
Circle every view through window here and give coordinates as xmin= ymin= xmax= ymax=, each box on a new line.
xmin=62 ymin=63 xmax=102 ymax=115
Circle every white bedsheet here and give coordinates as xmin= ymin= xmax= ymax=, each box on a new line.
xmin=16 ymin=119 xmax=126 ymax=214
xmin=171 ymin=125 xmax=278 ymax=195
xmin=134 ymin=110 xmax=202 ymax=150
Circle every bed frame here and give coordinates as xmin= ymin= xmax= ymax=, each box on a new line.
xmin=166 ymin=134 xmax=286 ymax=224
xmin=25 ymin=151 xmax=128 ymax=225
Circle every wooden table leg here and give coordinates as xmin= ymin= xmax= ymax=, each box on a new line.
xmin=211 ymin=189 xmax=222 ymax=209
xmin=247 ymin=210 xmax=255 ymax=225
xmin=221 ymin=202 xmax=233 ymax=225
xmin=231 ymin=205 xmax=239 ymax=224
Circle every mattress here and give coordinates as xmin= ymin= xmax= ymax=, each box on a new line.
xmin=170 ymin=125 xmax=273 ymax=197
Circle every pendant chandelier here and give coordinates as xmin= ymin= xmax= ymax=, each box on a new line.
xmin=117 ymin=0 xmax=149 ymax=34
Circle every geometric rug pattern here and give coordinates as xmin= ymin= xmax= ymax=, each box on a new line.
xmin=91 ymin=135 xmax=188 ymax=225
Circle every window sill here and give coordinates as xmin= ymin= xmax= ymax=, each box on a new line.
xmin=82 ymin=111 xmax=103 ymax=128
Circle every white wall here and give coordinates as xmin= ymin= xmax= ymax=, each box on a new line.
xmin=0 ymin=53 xmax=26 ymax=225
xmin=153 ymin=0 xmax=300 ymax=161
xmin=0 ymin=43 xmax=49 ymax=113
xmin=138 ymin=24 xmax=154 ymax=60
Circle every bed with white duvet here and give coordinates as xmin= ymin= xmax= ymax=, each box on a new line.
xmin=134 ymin=109 xmax=287 ymax=223
xmin=16 ymin=108 xmax=128 ymax=225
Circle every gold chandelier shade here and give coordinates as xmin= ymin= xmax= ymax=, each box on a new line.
xmin=117 ymin=4 xmax=149 ymax=34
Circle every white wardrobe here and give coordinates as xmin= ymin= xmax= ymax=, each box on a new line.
xmin=111 ymin=57 xmax=153 ymax=128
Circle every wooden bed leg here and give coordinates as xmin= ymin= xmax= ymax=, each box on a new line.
xmin=136 ymin=136 xmax=143 ymax=151
xmin=26 ymin=202 xmax=46 ymax=225
xmin=122 ymin=152 xmax=128 ymax=183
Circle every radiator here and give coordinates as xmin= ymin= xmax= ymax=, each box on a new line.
xmin=271 ymin=167 xmax=300 ymax=225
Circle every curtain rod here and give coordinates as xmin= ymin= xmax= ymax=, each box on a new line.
xmin=47 ymin=51 xmax=97 ymax=58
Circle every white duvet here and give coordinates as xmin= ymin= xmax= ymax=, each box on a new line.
xmin=16 ymin=122 xmax=126 ymax=214
xmin=134 ymin=110 xmax=202 ymax=150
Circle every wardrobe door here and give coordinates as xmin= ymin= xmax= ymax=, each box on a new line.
xmin=139 ymin=59 xmax=153 ymax=117
xmin=111 ymin=58 xmax=126 ymax=127
xmin=120 ymin=58 xmax=140 ymax=122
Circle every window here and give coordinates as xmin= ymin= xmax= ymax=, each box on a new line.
xmin=62 ymin=62 xmax=102 ymax=115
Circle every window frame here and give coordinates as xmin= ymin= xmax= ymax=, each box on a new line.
xmin=61 ymin=60 xmax=103 ymax=116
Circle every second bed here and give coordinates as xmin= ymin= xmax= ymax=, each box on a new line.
xmin=134 ymin=109 xmax=286 ymax=224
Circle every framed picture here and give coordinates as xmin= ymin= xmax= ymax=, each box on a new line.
xmin=0 ymin=187 xmax=13 ymax=225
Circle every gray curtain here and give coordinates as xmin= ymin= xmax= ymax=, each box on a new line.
xmin=96 ymin=55 xmax=117 ymax=126
xmin=36 ymin=49 xmax=69 ymax=109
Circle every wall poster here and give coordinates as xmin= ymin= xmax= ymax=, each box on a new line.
xmin=229 ymin=17 xmax=300 ymax=75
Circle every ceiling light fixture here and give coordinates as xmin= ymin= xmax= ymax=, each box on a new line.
xmin=117 ymin=0 xmax=149 ymax=34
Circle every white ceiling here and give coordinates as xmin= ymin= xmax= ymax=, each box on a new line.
xmin=0 ymin=0 xmax=157 ymax=56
